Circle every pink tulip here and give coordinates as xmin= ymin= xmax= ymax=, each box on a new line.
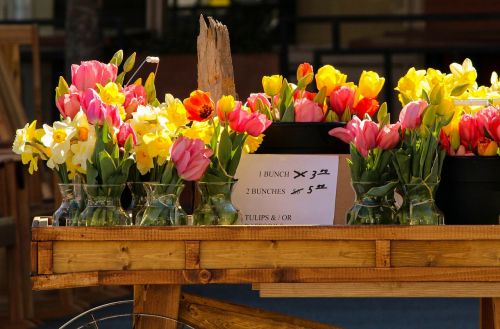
xmin=82 ymin=89 xmax=106 ymax=125
xmin=106 ymin=104 xmax=122 ymax=128
xmin=376 ymin=122 xmax=401 ymax=150
xmin=117 ymin=123 xmax=137 ymax=147
xmin=246 ymin=93 xmax=271 ymax=112
xmin=459 ymin=113 xmax=481 ymax=150
xmin=228 ymin=106 xmax=252 ymax=133
xmin=477 ymin=106 xmax=500 ymax=142
xmin=56 ymin=92 xmax=81 ymax=119
xmin=294 ymin=98 xmax=324 ymax=122
xmin=330 ymin=86 xmax=355 ymax=116
xmin=356 ymin=119 xmax=379 ymax=157
xmin=71 ymin=60 xmax=118 ymax=92
xmin=244 ymin=111 xmax=272 ymax=136
xmin=123 ymin=84 xmax=147 ymax=118
xmin=171 ymin=137 xmax=213 ymax=181
xmin=217 ymin=100 xmax=241 ymax=122
xmin=329 ymin=116 xmax=361 ymax=144
xmin=399 ymin=100 xmax=427 ymax=130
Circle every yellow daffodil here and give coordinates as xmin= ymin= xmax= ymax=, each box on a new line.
xmin=315 ymin=65 xmax=347 ymax=95
xmin=164 ymin=100 xmax=189 ymax=128
xmin=448 ymin=58 xmax=477 ymax=89
xmin=98 ymin=82 xmax=125 ymax=105
xmin=142 ymin=129 xmax=172 ymax=159
xmin=13 ymin=121 xmax=49 ymax=174
xmin=262 ymin=75 xmax=283 ymax=96
xmin=70 ymin=125 xmax=96 ymax=171
xmin=182 ymin=120 xmax=214 ymax=145
xmin=425 ymin=68 xmax=445 ymax=91
xmin=358 ymin=70 xmax=385 ymax=99
xmin=243 ymin=134 xmax=264 ymax=153
xmin=12 ymin=120 xmax=38 ymax=155
xmin=135 ymin=144 xmax=154 ymax=175
xmin=395 ymin=67 xmax=427 ymax=105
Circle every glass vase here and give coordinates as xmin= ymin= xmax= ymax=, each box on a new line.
xmin=346 ymin=181 xmax=397 ymax=225
xmin=138 ymin=183 xmax=187 ymax=226
xmin=193 ymin=181 xmax=239 ymax=225
xmin=80 ymin=184 xmax=130 ymax=226
xmin=126 ymin=182 xmax=147 ymax=224
xmin=397 ymin=182 xmax=444 ymax=225
xmin=53 ymin=184 xmax=84 ymax=226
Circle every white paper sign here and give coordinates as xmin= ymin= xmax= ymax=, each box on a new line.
xmin=233 ymin=154 xmax=339 ymax=225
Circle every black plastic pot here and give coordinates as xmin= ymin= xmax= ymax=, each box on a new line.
xmin=436 ymin=156 xmax=500 ymax=225
xmin=256 ymin=122 xmax=349 ymax=154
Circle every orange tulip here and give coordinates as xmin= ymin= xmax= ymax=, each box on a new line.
xmin=183 ymin=90 xmax=215 ymax=122
xmin=477 ymin=137 xmax=498 ymax=156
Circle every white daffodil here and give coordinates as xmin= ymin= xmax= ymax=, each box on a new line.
xmin=41 ymin=118 xmax=76 ymax=169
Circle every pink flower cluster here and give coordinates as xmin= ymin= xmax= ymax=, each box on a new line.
xmin=329 ymin=116 xmax=400 ymax=157
xmin=221 ymin=100 xmax=272 ymax=137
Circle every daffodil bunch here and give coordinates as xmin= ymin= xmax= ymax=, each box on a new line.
xmin=256 ymin=63 xmax=385 ymax=122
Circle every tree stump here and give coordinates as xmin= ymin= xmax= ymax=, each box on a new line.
xmin=197 ymin=15 xmax=237 ymax=100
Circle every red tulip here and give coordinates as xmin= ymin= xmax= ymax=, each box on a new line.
xmin=399 ymin=100 xmax=427 ymax=130
xmin=296 ymin=62 xmax=314 ymax=84
xmin=171 ymin=137 xmax=213 ymax=181
xmin=440 ymin=130 xmax=453 ymax=155
xmin=376 ymin=122 xmax=401 ymax=150
xmin=354 ymin=97 xmax=379 ymax=118
xmin=293 ymin=90 xmax=316 ymax=102
xmin=294 ymin=98 xmax=324 ymax=122
xmin=71 ymin=60 xmax=117 ymax=92
xmin=117 ymin=123 xmax=137 ymax=147
xmin=56 ymin=92 xmax=81 ymax=119
xmin=459 ymin=113 xmax=481 ymax=150
xmin=330 ymin=86 xmax=355 ymax=116
xmin=228 ymin=107 xmax=272 ymax=136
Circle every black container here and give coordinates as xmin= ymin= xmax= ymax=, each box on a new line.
xmin=436 ymin=156 xmax=500 ymax=225
xmin=257 ymin=122 xmax=349 ymax=154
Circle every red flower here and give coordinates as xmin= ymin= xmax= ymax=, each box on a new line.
xmin=183 ymin=90 xmax=215 ymax=122
xmin=354 ymin=97 xmax=379 ymax=118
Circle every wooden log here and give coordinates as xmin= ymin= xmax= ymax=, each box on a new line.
xmin=52 ymin=241 xmax=185 ymax=273
xmin=134 ymin=285 xmax=181 ymax=329
xmin=179 ymin=292 xmax=343 ymax=329
xmin=197 ymin=15 xmax=236 ymax=100
xmin=31 ymin=225 xmax=500 ymax=241
xmin=200 ymin=240 xmax=375 ymax=268
xmin=257 ymin=282 xmax=500 ymax=298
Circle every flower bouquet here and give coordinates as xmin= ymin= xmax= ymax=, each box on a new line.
xmin=329 ymin=104 xmax=400 ymax=224
xmin=182 ymin=90 xmax=272 ymax=225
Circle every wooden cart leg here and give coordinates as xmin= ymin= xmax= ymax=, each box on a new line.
xmin=480 ymin=298 xmax=500 ymax=329
xmin=133 ymin=284 xmax=181 ymax=329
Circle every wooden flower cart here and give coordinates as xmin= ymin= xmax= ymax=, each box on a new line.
xmin=31 ymin=224 xmax=500 ymax=328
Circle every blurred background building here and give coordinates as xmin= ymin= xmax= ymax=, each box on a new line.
xmin=0 ymin=0 xmax=499 ymax=328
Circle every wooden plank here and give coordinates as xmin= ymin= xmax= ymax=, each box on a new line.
xmin=52 ymin=241 xmax=185 ymax=273
xmin=392 ymin=241 xmax=500 ymax=267
xmin=134 ymin=284 xmax=181 ymax=329
xmin=376 ymin=240 xmax=391 ymax=268
xmin=494 ymin=298 xmax=500 ymax=329
xmin=200 ymin=241 xmax=375 ymax=269
xmin=32 ymin=267 xmax=500 ymax=290
xmin=32 ymin=225 xmax=500 ymax=241
xmin=30 ymin=242 xmax=37 ymax=274
xmin=37 ymin=241 xmax=53 ymax=275
xmin=32 ymin=272 xmax=99 ymax=290
xmin=185 ymin=241 xmax=200 ymax=269
xmin=257 ymin=282 xmax=500 ymax=298
xmin=481 ymin=298 xmax=495 ymax=329
xmin=180 ymin=292 xmax=343 ymax=329
xmin=0 ymin=25 xmax=34 ymax=44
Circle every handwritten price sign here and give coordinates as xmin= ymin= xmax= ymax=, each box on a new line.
xmin=233 ymin=154 xmax=339 ymax=225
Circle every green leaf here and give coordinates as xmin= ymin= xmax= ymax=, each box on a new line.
xmin=366 ymin=181 xmax=398 ymax=198
xmin=281 ymin=101 xmax=295 ymax=122
xmin=110 ymin=49 xmax=123 ymax=66
xmin=98 ymin=151 xmax=116 ymax=184
xmin=124 ymin=135 xmax=134 ymax=155
xmin=422 ymin=105 xmax=436 ymax=128
xmin=324 ymin=110 xmax=339 ymax=122
xmin=218 ymin=128 xmax=232 ymax=170
xmin=430 ymin=84 xmax=444 ymax=105
xmin=227 ymin=144 xmax=243 ymax=176
xmin=115 ymin=72 xmax=125 ymax=86
xmin=377 ymin=102 xmax=389 ymax=126
xmin=145 ymin=72 xmax=157 ymax=104
xmin=296 ymin=73 xmax=313 ymax=89
xmin=86 ymin=162 xmax=98 ymax=185
xmin=393 ymin=149 xmax=411 ymax=184
xmin=160 ymin=161 xmax=174 ymax=185
xmin=349 ymin=144 xmax=362 ymax=181
xmin=399 ymin=93 xmax=412 ymax=106
xmin=55 ymin=76 xmax=69 ymax=98
xmin=341 ymin=107 xmax=351 ymax=122
xmin=450 ymin=84 xmax=469 ymax=96
xmin=123 ymin=52 xmax=136 ymax=73
xmin=422 ymin=89 xmax=430 ymax=104
xmin=314 ymin=86 xmax=327 ymax=105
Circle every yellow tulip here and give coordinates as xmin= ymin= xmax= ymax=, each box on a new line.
xmin=358 ymin=70 xmax=385 ymax=99
xmin=243 ymin=134 xmax=264 ymax=153
xmin=217 ymin=95 xmax=235 ymax=116
xmin=315 ymin=65 xmax=347 ymax=95
xmin=262 ymin=75 xmax=283 ymax=96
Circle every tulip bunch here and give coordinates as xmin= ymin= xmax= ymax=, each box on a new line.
xmin=182 ymin=90 xmax=272 ymax=183
xmin=256 ymin=63 xmax=385 ymax=122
